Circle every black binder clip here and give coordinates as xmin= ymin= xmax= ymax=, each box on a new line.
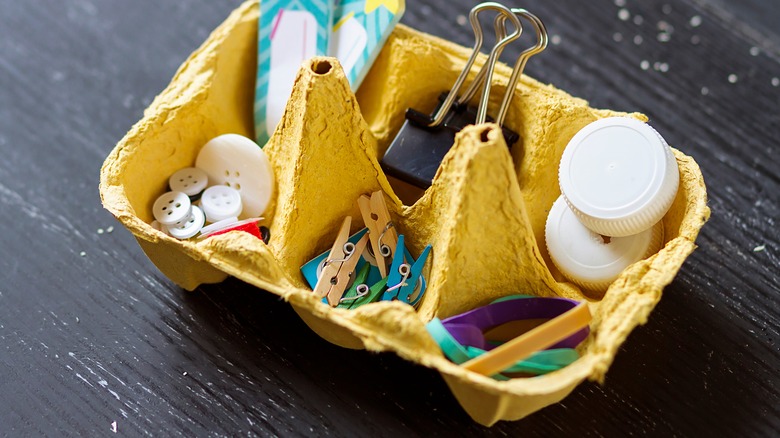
xmin=381 ymin=4 xmax=548 ymax=189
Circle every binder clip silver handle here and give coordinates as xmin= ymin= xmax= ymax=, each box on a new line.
xmin=428 ymin=2 xmax=523 ymax=127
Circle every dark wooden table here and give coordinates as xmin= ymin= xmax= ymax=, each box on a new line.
xmin=1 ymin=0 xmax=778 ymax=435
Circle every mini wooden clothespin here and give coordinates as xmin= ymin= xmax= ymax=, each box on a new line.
xmin=357 ymin=191 xmax=399 ymax=278
xmin=313 ymin=216 xmax=370 ymax=307
xmin=382 ymin=235 xmax=432 ymax=306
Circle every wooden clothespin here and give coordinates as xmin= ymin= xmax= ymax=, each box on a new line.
xmin=357 ymin=191 xmax=399 ymax=278
xmin=313 ymin=216 xmax=370 ymax=307
xmin=382 ymin=234 xmax=432 ymax=306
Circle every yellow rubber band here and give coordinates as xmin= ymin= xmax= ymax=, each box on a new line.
xmin=461 ymin=302 xmax=591 ymax=376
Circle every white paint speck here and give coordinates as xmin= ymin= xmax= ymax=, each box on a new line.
xmin=658 ymin=32 xmax=671 ymax=42
xmin=690 ymin=15 xmax=702 ymax=27
xmin=80 ymin=251 xmax=86 ymax=257
xmin=749 ymin=46 xmax=760 ymax=56
xmin=772 ymin=77 xmax=780 ymax=87
xmin=753 ymin=244 xmax=765 ymax=252
xmin=618 ymin=8 xmax=630 ymax=21
xmin=659 ymin=63 xmax=669 ymax=73
xmin=111 ymin=421 xmax=117 ymax=433
xmin=701 ymin=87 xmax=709 ymax=95
xmin=633 ymin=15 xmax=644 ymax=25
xmin=183 ymin=371 xmax=188 ymax=376
xmin=614 ymin=0 xmax=626 ymax=6
xmin=657 ymin=21 xmax=674 ymax=33
xmin=613 ymin=32 xmax=623 ymax=42
xmin=456 ymin=15 xmax=467 ymax=26
xmin=97 ymin=228 xmax=104 ymax=234
xmin=728 ymin=74 xmax=738 ymax=83
xmin=662 ymin=4 xmax=672 ymax=14
xmin=691 ymin=35 xmax=701 ymax=45
xmin=634 ymin=35 xmax=644 ymax=45
xmin=640 ymin=60 xmax=650 ymax=70
xmin=551 ymin=34 xmax=562 ymax=45
xmin=106 ymin=226 xmax=114 ymax=233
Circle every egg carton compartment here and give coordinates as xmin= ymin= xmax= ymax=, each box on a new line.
xmin=100 ymin=0 xmax=709 ymax=425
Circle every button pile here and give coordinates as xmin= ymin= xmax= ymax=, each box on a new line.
xmin=151 ymin=134 xmax=274 ymax=241
xmin=546 ymin=117 xmax=679 ymax=292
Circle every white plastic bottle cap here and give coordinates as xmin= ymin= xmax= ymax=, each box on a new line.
xmin=169 ymin=167 xmax=209 ymax=197
xmin=152 ymin=191 xmax=192 ymax=226
xmin=545 ymin=196 xmax=664 ymax=292
xmin=165 ymin=206 xmax=206 ymax=240
xmin=201 ymin=185 xmax=243 ymax=223
xmin=558 ymin=117 xmax=679 ymax=237
xmin=195 ymin=134 xmax=274 ymax=217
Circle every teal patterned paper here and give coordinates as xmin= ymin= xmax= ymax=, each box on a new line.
xmin=255 ymin=0 xmax=334 ymax=146
xmin=329 ymin=0 xmax=405 ymax=90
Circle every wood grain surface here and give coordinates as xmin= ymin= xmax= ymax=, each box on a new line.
xmin=1 ymin=0 xmax=778 ymax=436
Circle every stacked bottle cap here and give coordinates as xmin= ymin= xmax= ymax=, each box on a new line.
xmin=546 ymin=117 xmax=678 ymax=292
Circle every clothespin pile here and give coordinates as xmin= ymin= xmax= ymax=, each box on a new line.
xmin=301 ymin=191 xmax=432 ymax=309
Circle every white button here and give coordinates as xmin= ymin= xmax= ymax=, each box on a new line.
xmin=152 ymin=191 xmax=192 ymax=226
xmin=195 ymin=134 xmax=274 ymax=218
xmin=164 ymin=206 xmax=205 ymax=240
xmin=169 ymin=167 xmax=208 ymax=197
xmin=558 ymin=117 xmax=679 ymax=237
xmin=201 ymin=185 xmax=242 ymax=222
xmin=545 ymin=196 xmax=664 ymax=292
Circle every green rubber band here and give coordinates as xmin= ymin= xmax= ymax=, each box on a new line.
xmin=426 ymin=318 xmax=579 ymax=379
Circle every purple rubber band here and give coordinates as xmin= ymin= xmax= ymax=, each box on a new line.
xmin=441 ymin=297 xmax=589 ymax=350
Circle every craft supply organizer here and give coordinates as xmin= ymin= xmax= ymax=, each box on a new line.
xmin=99 ymin=0 xmax=709 ymax=425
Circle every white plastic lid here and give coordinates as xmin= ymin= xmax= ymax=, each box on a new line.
xmin=545 ymin=196 xmax=664 ymax=292
xmin=152 ymin=191 xmax=192 ymax=226
xmin=195 ymin=134 xmax=274 ymax=218
xmin=169 ymin=167 xmax=208 ymax=197
xmin=165 ymin=206 xmax=205 ymax=240
xmin=201 ymin=185 xmax=243 ymax=223
xmin=558 ymin=117 xmax=679 ymax=237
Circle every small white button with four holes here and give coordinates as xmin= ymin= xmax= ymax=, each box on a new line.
xmin=169 ymin=167 xmax=209 ymax=197
xmin=152 ymin=191 xmax=192 ymax=226
xmin=195 ymin=134 xmax=274 ymax=218
xmin=558 ymin=117 xmax=679 ymax=237
xmin=165 ymin=205 xmax=206 ymax=239
xmin=201 ymin=185 xmax=243 ymax=222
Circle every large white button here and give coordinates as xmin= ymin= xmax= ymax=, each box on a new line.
xmin=152 ymin=191 xmax=192 ymax=226
xmin=558 ymin=117 xmax=679 ymax=237
xmin=165 ymin=206 xmax=206 ymax=239
xmin=545 ymin=196 xmax=664 ymax=292
xmin=195 ymin=134 xmax=274 ymax=218
xmin=201 ymin=185 xmax=242 ymax=222
xmin=169 ymin=167 xmax=208 ymax=197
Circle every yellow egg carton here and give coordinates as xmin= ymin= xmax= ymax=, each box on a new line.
xmin=99 ymin=0 xmax=709 ymax=425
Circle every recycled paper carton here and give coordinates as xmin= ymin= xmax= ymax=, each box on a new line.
xmin=100 ymin=0 xmax=709 ymax=425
